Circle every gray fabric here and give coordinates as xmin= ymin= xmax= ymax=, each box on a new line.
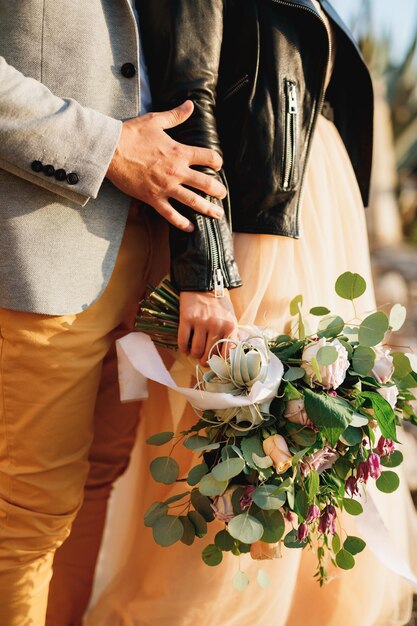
xmin=0 ymin=0 xmax=145 ymax=315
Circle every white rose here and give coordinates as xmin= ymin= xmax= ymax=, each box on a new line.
xmin=377 ymin=385 xmax=399 ymax=409
xmin=302 ymin=338 xmax=349 ymax=390
xmin=372 ymin=346 xmax=394 ymax=384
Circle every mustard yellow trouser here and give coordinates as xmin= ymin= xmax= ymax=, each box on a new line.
xmin=0 ymin=206 xmax=167 ymax=626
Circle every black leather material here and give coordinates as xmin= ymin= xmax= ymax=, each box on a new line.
xmin=138 ymin=0 xmax=374 ymax=291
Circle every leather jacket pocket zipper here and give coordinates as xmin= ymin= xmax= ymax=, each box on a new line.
xmin=282 ymin=79 xmax=298 ymax=191
xmin=203 ymin=217 xmax=227 ymax=297
xmin=221 ymin=74 xmax=250 ymax=102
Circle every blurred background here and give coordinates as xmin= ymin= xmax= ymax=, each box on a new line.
xmin=333 ymin=0 xmax=417 ymax=337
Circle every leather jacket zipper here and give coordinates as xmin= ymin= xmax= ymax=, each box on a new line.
xmin=282 ymin=79 xmax=298 ymax=190
xmin=221 ymin=74 xmax=250 ymax=102
xmin=204 ymin=217 xmax=227 ymax=297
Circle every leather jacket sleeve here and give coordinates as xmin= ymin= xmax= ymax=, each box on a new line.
xmin=138 ymin=0 xmax=242 ymax=292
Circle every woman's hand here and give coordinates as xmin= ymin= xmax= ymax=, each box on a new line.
xmin=178 ymin=290 xmax=239 ymax=365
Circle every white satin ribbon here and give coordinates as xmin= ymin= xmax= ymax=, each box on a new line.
xmin=116 ymin=331 xmax=417 ymax=588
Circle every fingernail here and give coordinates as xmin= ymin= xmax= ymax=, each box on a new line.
xmin=214 ymin=210 xmax=224 ymax=219
xmin=185 ymin=223 xmax=194 ymax=232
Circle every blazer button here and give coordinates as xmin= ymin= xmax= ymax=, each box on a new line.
xmin=54 ymin=168 xmax=67 ymax=182
xmin=31 ymin=160 xmax=43 ymax=173
xmin=43 ymin=164 xmax=55 ymax=177
xmin=121 ymin=62 xmax=136 ymax=78
xmin=67 ymin=172 xmax=79 ymax=185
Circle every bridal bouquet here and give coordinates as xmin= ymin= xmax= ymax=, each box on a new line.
xmin=139 ymin=272 xmax=417 ymax=588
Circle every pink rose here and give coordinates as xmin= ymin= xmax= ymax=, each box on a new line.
xmin=211 ymin=486 xmax=237 ymax=522
xmin=283 ymin=398 xmax=311 ymax=426
xmin=372 ymin=346 xmax=394 ymax=384
xmin=377 ymin=385 xmax=399 ymax=409
xmin=302 ymin=338 xmax=349 ymax=390
xmin=250 ymin=541 xmax=281 ymax=560
xmin=263 ymin=434 xmax=293 ymax=474
xmin=301 ymin=444 xmax=338 ymax=476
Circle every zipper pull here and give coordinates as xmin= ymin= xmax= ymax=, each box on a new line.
xmin=287 ymin=82 xmax=298 ymax=114
xmin=213 ymin=269 xmax=225 ymax=298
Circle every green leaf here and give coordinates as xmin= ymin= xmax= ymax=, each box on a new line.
xmin=389 ymin=303 xmax=407 ymax=331
xmin=380 ymin=450 xmax=403 ymax=468
xmin=241 ymin=435 xmax=265 ymax=470
xmin=252 ymin=452 xmax=274 ymax=468
xmin=144 ymin=502 xmax=168 ymax=528
xmin=285 ymin=366 xmax=306 ymax=382
xmin=352 ymin=346 xmax=376 ymax=376
xmin=163 ymin=492 xmax=189 ymax=505
xmin=257 ymin=569 xmax=270 ymax=589
xmin=183 ymin=435 xmax=218 ymax=451
xmin=303 ymin=388 xmax=353 ymax=447
xmin=233 ymin=570 xmax=249 ymax=591
xmin=215 ymin=529 xmax=235 ymax=551
xmin=310 ymin=306 xmax=331 ymax=316
xmin=190 ymin=489 xmax=215 ymax=521
xmin=290 ymin=294 xmax=303 ymax=316
xmin=284 ymin=528 xmax=305 ymax=549
xmin=335 ymin=272 xmax=366 ymax=300
xmin=317 ymin=346 xmax=338 ymax=366
xmin=376 ymin=470 xmax=400 ymax=493
xmin=202 ymin=544 xmax=223 ymax=566
xmin=146 ymin=431 xmax=175 ymax=446
xmin=152 ymin=515 xmax=184 ymax=547
xmin=307 ymin=470 xmax=320 ymax=500
xmin=179 ymin=515 xmax=196 ymax=545
xmin=287 ymin=424 xmax=317 ymax=447
xmin=187 ymin=463 xmax=209 ymax=486
xmin=283 ymin=381 xmax=303 ymax=401
xmin=334 ymin=457 xmax=352 ymax=480
xmin=317 ymin=315 xmax=345 ymax=339
xmin=358 ymin=312 xmax=389 ymax=348
xmin=406 ymin=353 xmax=417 ymax=373
xmin=332 ymin=533 xmax=341 ymax=554
xmin=252 ymin=485 xmax=286 ymax=510
xmin=340 ymin=425 xmax=363 ymax=446
xmin=295 ymin=490 xmax=309 ymax=519
xmin=150 ymin=457 xmax=179 ymax=485
xmin=212 ymin=458 xmax=246 ymax=482
xmin=335 ymin=549 xmax=355 ymax=570
xmin=228 ymin=513 xmax=264 ymax=543
xmin=359 ymin=391 xmax=397 ymax=441
xmin=199 ymin=473 xmax=228 ymax=497
xmin=254 ymin=509 xmax=285 ymax=543
xmin=188 ymin=510 xmax=208 ymax=537
xmin=343 ymin=536 xmax=366 ymax=555
xmin=342 ymin=498 xmax=363 ymax=516
xmin=393 ymin=352 xmax=412 ymax=381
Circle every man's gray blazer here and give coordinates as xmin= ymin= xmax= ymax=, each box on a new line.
xmin=0 ymin=1 xmax=144 ymax=315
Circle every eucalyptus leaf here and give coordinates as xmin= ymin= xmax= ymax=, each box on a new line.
xmin=335 ymin=272 xmax=366 ymax=300
xmin=352 ymin=346 xmax=376 ymax=376
xmin=252 ymin=485 xmax=286 ymax=510
xmin=150 ymin=456 xmax=179 ymax=485
xmin=284 ymin=528 xmax=305 ymax=549
xmin=252 ymin=453 xmax=274 ymax=469
xmin=342 ymin=498 xmax=363 ymax=516
xmin=257 ymin=569 xmax=270 ymax=589
xmin=290 ymin=294 xmax=303 ymax=316
xmin=389 ymin=303 xmax=407 ymax=331
xmin=215 ymin=529 xmax=235 ymax=551
xmin=179 ymin=515 xmax=196 ymax=545
xmin=376 ymin=470 xmax=400 ymax=493
xmin=304 ymin=388 xmax=353 ymax=447
xmin=317 ymin=346 xmax=338 ymax=366
xmin=190 ymin=489 xmax=215 ymax=522
xmin=202 ymin=544 xmax=223 ymax=566
xmin=163 ymin=492 xmax=189 ymax=505
xmin=285 ymin=366 xmax=306 ymax=382
xmin=228 ymin=513 xmax=264 ymax=543
xmin=241 ymin=435 xmax=265 ymax=470
xmin=153 ymin=515 xmax=184 ymax=547
xmin=310 ymin=306 xmax=331 ymax=316
xmin=339 ymin=426 xmax=363 ymax=447
xmin=358 ymin=312 xmax=389 ymax=347
xmin=187 ymin=463 xmax=209 ymax=486
xmin=254 ymin=509 xmax=285 ymax=543
xmin=380 ymin=450 xmax=403 ymax=468
xmin=188 ymin=510 xmax=208 ymax=537
xmin=146 ymin=431 xmax=174 ymax=446
xmin=212 ymin=458 xmax=246 ymax=482
xmin=343 ymin=536 xmax=366 ymax=555
xmin=184 ymin=435 xmax=211 ymax=450
xmin=199 ymin=473 xmax=228 ymax=497
xmin=317 ymin=315 xmax=345 ymax=339
xmin=332 ymin=533 xmax=341 ymax=554
xmin=144 ymin=502 xmax=168 ymax=528
xmin=233 ymin=570 xmax=249 ymax=591
xmin=336 ymin=549 xmax=355 ymax=570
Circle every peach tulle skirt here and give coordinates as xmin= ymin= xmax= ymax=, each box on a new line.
xmin=85 ymin=117 xmax=417 ymax=626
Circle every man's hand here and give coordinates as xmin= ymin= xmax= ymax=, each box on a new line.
xmin=106 ymin=100 xmax=226 ymax=232
xmin=178 ymin=290 xmax=238 ymax=365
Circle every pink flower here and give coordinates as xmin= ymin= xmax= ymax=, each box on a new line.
xmin=211 ymin=486 xmax=237 ymax=522
xmin=240 ymin=485 xmax=255 ymax=510
xmin=377 ymin=385 xmax=399 ymax=409
xmin=318 ymin=505 xmax=337 ymax=535
xmin=367 ymin=453 xmax=381 ymax=479
xmin=302 ymin=338 xmax=350 ymax=390
xmin=284 ymin=509 xmax=297 ymax=524
xmin=301 ymin=445 xmax=339 ymax=476
xmin=345 ymin=476 xmax=359 ymax=497
xmin=357 ymin=461 xmax=369 ymax=483
xmin=283 ymin=398 xmax=311 ymax=426
xmin=377 ymin=436 xmax=395 ymax=457
xmin=372 ymin=346 xmax=394 ymax=384
xmin=297 ymin=523 xmax=309 ymax=542
xmin=305 ymin=504 xmax=320 ymax=524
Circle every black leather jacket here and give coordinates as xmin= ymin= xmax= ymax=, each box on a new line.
xmin=138 ymin=0 xmax=374 ymax=292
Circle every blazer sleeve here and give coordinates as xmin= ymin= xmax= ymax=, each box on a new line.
xmin=0 ymin=56 xmax=122 ymax=206
xmin=138 ymin=0 xmax=242 ymax=292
